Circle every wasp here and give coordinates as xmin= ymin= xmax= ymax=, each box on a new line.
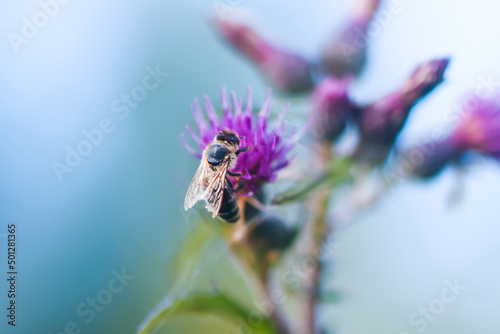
xmin=184 ymin=129 xmax=248 ymax=223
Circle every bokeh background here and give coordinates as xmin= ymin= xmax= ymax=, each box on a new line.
xmin=1 ymin=0 xmax=500 ymax=333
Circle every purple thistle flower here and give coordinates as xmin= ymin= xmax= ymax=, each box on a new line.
xmin=311 ymin=76 xmax=356 ymax=142
xmin=452 ymin=96 xmax=500 ymax=159
xmin=182 ymin=87 xmax=306 ymax=194
xmin=213 ymin=19 xmax=314 ymax=93
xmin=399 ymin=96 xmax=500 ymax=179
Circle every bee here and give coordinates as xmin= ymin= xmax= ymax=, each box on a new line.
xmin=184 ymin=129 xmax=248 ymax=223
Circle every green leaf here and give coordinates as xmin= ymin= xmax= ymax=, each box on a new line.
xmin=320 ymin=289 xmax=343 ymax=304
xmin=170 ymin=220 xmax=216 ymax=286
xmin=137 ymin=292 xmax=276 ymax=334
xmin=272 ymin=157 xmax=353 ymax=205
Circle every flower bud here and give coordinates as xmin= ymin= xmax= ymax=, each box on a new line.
xmin=355 ymin=58 xmax=450 ymax=163
xmin=395 ymin=96 xmax=500 ymax=179
xmin=321 ymin=0 xmax=381 ymax=77
xmin=452 ymin=96 xmax=500 ymax=159
xmin=248 ymin=216 xmax=297 ymax=253
xmin=399 ymin=137 xmax=462 ymax=179
xmin=311 ymin=76 xmax=355 ymax=142
xmin=244 ymin=188 xmax=265 ymax=222
xmin=213 ymin=19 xmax=314 ymax=93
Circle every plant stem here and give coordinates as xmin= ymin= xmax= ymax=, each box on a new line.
xmin=228 ymin=245 xmax=291 ymax=334
xmin=255 ymin=263 xmax=292 ymax=334
xmin=230 ymin=197 xmax=292 ymax=334
xmin=304 ymin=142 xmax=334 ymax=334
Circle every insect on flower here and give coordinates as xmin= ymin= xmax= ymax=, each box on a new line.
xmin=182 ymin=87 xmax=307 ymax=222
xmin=184 ymin=129 xmax=249 ymax=223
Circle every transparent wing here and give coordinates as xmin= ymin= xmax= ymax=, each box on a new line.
xmin=203 ymin=161 xmax=230 ymax=218
xmin=184 ymin=161 xmax=209 ymax=210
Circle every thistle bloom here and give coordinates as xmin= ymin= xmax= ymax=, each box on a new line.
xmin=321 ymin=0 xmax=381 ymax=77
xmin=182 ymin=87 xmax=305 ymax=194
xmin=355 ymin=58 xmax=449 ymax=164
xmin=311 ymin=76 xmax=355 ymax=142
xmin=401 ymin=96 xmax=500 ymax=179
xmin=214 ymin=19 xmax=315 ymax=93
xmin=452 ymin=96 xmax=500 ymax=159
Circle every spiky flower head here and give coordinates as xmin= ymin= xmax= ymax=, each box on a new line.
xmin=214 ymin=19 xmax=314 ymax=93
xmin=311 ymin=76 xmax=355 ymax=142
xmin=452 ymin=96 xmax=500 ymax=159
xmin=399 ymin=95 xmax=500 ymax=179
xmin=182 ymin=87 xmax=305 ymax=194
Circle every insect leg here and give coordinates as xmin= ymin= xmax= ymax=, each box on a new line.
xmin=236 ymin=146 xmax=249 ymax=156
xmin=225 ymin=176 xmax=236 ymax=193
xmin=234 ymin=180 xmax=246 ymax=192
xmin=227 ymin=170 xmax=242 ymax=177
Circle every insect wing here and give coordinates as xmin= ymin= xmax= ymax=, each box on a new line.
xmin=203 ymin=161 xmax=230 ymax=218
xmin=184 ymin=161 xmax=209 ymax=210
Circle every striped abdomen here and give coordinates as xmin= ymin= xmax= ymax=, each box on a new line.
xmin=218 ymin=187 xmax=239 ymax=223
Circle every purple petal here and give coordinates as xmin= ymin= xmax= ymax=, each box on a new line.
xmin=290 ymin=120 xmax=312 ymax=145
xmin=231 ymin=90 xmax=242 ymax=115
xmin=273 ymin=102 xmax=290 ymax=129
xmin=245 ymin=86 xmax=253 ymax=114
xmin=259 ymin=88 xmax=272 ymax=119
xmin=204 ymin=95 xmax=219 ymax=128
xmin=191 ymin=98 xmax=207 ymax=133
xmin=181 ymin=133 xmax=201 ymax=158
xmin=185 ymin=124 xmax=201 ymax=145
xmin=222 ymin=87 xmax=231 ymax=117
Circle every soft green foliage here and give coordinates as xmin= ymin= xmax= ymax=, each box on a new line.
xmin=272 ymin=157 xmax=353 ymax=205
xmin=170 ymin=221 xmax=215 ymax=286
xmin=137 ymin=292 xmax=275 ymax=334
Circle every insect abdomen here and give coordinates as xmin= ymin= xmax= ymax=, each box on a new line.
xmin=218 ymin=187 xmax=239 ymax=223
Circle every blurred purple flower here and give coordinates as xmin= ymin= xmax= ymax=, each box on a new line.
xmin=321 ymin=0 xmax=381 ymax=77
xmin=400 ymin=96 xmax=500 ymax=179
xmin=452 ymin=96 xmax=500 ymax=158
xmin=182 ymin=87 xmax=306 ymax=194
xmin=355 ymin=58 xmax=450 ymax=164
xmin=213 ymin=19 xmax=314 ymax=93
xmin=311 ymin=76 xmax=356 ymax=142
xmin=400 ymin=137 xmax=462 ymax=179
